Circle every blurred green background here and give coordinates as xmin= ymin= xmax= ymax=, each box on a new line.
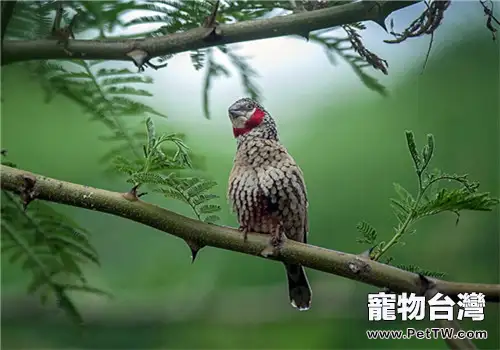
xmin=1 ymin=2 xmax=499 ymax=349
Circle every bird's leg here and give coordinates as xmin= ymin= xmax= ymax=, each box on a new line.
xmin=261 ymin=222 xmax=285 ymax=257
xmin=238 ymin=225 xmax=249 ymax=242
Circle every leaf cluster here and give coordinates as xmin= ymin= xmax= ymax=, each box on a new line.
xmin=308 ymin=29 xmax=388 ymax=96
xmin=356 ymin=131 xmax=498 ymax=276
xmin=113 ymin=118 xmax=221 ymax=223
xmin=1 ymin=191 xmax=110 ymax=325
xmin=5 ymin=1 xmax=394 ymax=122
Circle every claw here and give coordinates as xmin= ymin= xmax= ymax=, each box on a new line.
xmin=260 ymin=237 xmax=284 ymax=257
xmin=260 ymin=224 xmax=284 ymax=257
xmin=238 ymin=225 xmax=249 ymax=242
xmin=260 ymin=244 xmax=275 ymax=257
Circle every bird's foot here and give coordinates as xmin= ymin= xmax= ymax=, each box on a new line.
xmin=238 ymin=225 xmax=249 ymax=242
xmin=260 ymin=232 xmax=285 ymax=258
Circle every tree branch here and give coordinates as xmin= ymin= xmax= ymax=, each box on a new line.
xmin=2 ymin=164 xmax=499 ymax=303
xmin=1 ymin=0 xmax=420 ymax=65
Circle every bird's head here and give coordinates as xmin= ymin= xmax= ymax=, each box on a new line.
xmin=228 ymin=98 xmax=277 ymax=139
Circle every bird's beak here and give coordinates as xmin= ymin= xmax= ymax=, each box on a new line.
xmin=228 ymin=106 xmax=244 ymax=119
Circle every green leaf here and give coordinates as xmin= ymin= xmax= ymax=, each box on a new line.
xmin=1 ymin=196 xmax=104 ymax=325
xmin=45 ymin=235 xmax=99 ymax=266
xmin=308 ymin=33 xmax=387 ymax=96
xmin=61 ymin=284 xmax=113 ymax=298
xmin=396 ymin=264 xmax=446 ymax=279
xmin=405 ymin=130 xmax=422 ymax=173
xmin=1 ymin=160 xmax=17 ymax=167
xmin=393 ymin=183 xmax=415 ymax=207
xmin=112 ymin=156 xmax=140 ymax=175
xmin=202 ymin=49 xmax=231 ymax=119
xmin=96 ymin=68 xmax=137 ymax=77
xmin=8 ymin=249 xmax=25 ymax=263
xmin=421 ymin=133 xmax=435 ymax=171
xmin=355 ymin=221 xmax=377 ymax=245
xmin=390 ymin=198 xmax=410 ymax=222
xmin=220 ymin=46 xmax=261 ymax=102
xmin=105 ymin=86 xmax=154 ymax=97
xmin=415 ymin=188 xmax=498 ymax=220
xmin=191 ymin=194 xmax=219 ymax=206
xmin=184 ymin=179 xmax=218 ymax=197
xmin=146 ymin=117 xmax=156 ymax=154
xmin=154 ymin=186 xmax=189 ymax=204
xmin=27 ymin=270 xmax=59 ymax=295
xmin=55 ymin=287 xmax=84 ymax=325
xmin=203 ymin=215 xmax=220 ymax=223
xmin=198 ymin=204 xmax=221 ymax=214
xmin=190 ymin=49 xmax=206 ymax=70
xmin=99 ymin=75 xmax=153 ymax=86
xmin=127 ymin=172 xmax=171 ymax=186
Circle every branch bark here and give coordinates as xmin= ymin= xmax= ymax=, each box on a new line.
xmin=1 ymin=0 xmax=420 ymax=65
xmin=2 ymin=164 xmax=499 ymax=303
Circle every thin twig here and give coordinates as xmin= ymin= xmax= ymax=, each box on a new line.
xmin=421 ymin=1 xmax=435 ymax=73
xmin=385 ymin=0 xmax=450 ymax=44
xmin=480 ymin=0 xmax=500 ymax=40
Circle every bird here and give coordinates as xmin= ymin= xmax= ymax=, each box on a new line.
xmin=226 ymin=97 xmax=312 ymax=310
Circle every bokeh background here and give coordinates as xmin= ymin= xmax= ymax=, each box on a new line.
xmin=1 ymin=1 xmax=499 ymax=349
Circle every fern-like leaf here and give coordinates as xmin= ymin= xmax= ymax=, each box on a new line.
xmin=356 ymin=221 xmax=377 ymax=245
xmin=416 ymin=188 xmax=498 ymax=220
xmin=396 ymin=264 xmax=447 ymax=279
xmin=309 ymin=32 xmax=387 ymax=96
xmin=111 ymin=118 xmax=221 ymax=222
xmin=1 ymin=191 xmax=109 ymax=324
xmin=202 ymin=49 xmax=231 ymax=119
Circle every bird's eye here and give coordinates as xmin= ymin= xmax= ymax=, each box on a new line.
xmin=245 ymin=103 xmax=253 ymax=109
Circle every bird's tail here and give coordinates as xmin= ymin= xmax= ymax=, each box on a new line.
xmin=284 ymin=263 xmax=312 ymax=310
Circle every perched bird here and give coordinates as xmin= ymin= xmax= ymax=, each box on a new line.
xmin=227 ymin=97 xmax=312 ymax=310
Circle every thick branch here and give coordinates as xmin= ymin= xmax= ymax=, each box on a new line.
xmin=1 ymin=0 xmax=419 ymax=65
xmin=1 ymin=165 xmax=499 ymax=303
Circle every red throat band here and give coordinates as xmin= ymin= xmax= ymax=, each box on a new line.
xmin=233 ymin=108 xmax=265 ymax=137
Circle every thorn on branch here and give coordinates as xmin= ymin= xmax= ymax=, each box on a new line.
xmin=480 ymin=0 xmax=500 ymax=41
xmin=19 ymin=174 xmax=37 ymax=210
xmin=343 ymin=25 xmax=389 ymax=75
xmin=126 ymin=49 xmax=168 ymax=72
xmin=358 ymin=246 xmax=375 ymax=259
xmin=123 ymin=184 xmax=140 ymax=201
xmin=417 ymin=273 xmax=436 ymax=297
xmin=368 ymin=2 xmax=388 ymax=32
xmin=384 ymin=0 xmax=450 ymax=44
xmin=373 ymin=18 xmax=388 ymax=33
xmin=297 ymin=31 xmax=311 ymax=41
xmin=127 ymin=49 xmax=148 ymax=71
xmin=184 ymin=239 xmax=204 ymax=263
xmin=202 ymin=0 xmax=223 ymax=42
